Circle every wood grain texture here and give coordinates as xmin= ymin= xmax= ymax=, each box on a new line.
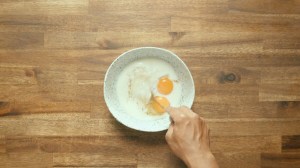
xmin=0 ymin=32 xmax=44 ymax=49
xmin=0 ymin=0 xmax=300 ymax=167
xmin=229 ymin=0 xmax=300 ymax=14
xmin=261 ymin=153 xmax=300 ymax=168
xmin=214 ymin=153 xmax=261 ymax=168
xmin=282 ymin=135 xmax=300 ymax=153
xmin=0 ymin=0 xmax=88 ymax=15
xmin=0 ymin=136 xmax=5 ymax=153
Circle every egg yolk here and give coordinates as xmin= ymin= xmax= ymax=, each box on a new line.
xmin=151 ymin=96 xmax=170 ymax=113
xmin=157 ymin=77 xmax=173 ymax=95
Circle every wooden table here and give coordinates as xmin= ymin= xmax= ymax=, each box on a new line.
xmin=0 ymin=0 xmax=300 ymax=167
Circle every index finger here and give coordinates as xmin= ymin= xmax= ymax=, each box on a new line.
xmin=166 ymin=106 xmax=183 ymax=123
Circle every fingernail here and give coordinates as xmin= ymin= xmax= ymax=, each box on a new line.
xmin=165 ymin=108 xmax=172 ymax=115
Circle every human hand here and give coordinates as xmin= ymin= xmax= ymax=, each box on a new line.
xmin=165 ymin=106 xmax=218 ymax=168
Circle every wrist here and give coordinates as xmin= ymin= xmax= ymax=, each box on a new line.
xmin=185 ymin=151 xmax=217 ymax=168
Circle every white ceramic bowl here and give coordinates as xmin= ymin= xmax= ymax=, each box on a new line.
xmin=104 ymin=47 xmax=195 ymax=132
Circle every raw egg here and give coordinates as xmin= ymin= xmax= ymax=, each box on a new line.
xmin=116 ymin=58 xmax=181 ymax=119
xmin=157 ymin=77 xmax=173 ymax=95
xmin=150 ymin=96 xmax=170 ymax=113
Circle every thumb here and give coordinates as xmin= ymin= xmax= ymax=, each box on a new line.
xmin=165 ymin=124 xmax=173 ymax=142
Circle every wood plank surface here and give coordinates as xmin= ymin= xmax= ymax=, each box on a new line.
xmin=0 ymin=0 xmax=299 ymax=167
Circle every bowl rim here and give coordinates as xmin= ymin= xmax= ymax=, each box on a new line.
xmin=103 ymin=47 xmax=195 ymax=132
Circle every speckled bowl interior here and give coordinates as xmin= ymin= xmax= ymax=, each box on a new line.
xmin=104 ymin=47 xmax=195 ymax=132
